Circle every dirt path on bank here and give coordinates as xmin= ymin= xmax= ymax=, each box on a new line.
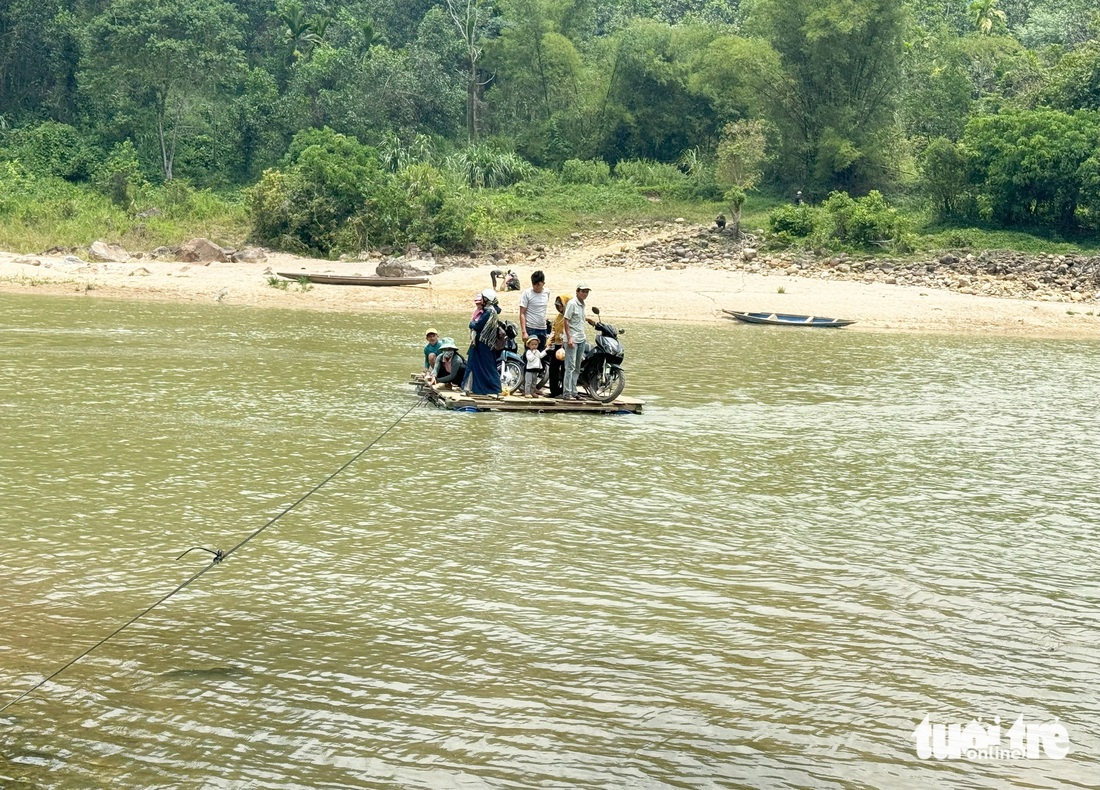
xmin=0 ymin=228 xmax=1098 ymax=338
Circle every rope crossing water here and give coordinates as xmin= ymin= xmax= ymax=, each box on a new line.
xmin=0 ymin=394 xmax=429 ymax=715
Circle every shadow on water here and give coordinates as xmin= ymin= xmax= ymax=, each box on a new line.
xmin=1 ymin=294 xmax=1098 ymax=789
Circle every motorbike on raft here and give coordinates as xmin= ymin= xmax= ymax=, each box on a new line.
xmin=496 ymin=321 xmax=528 ymax=395
xmin=575 ymin=306 xmax=627 ymax=402
xmin=498 ymin=309 xmax=626 ymax=402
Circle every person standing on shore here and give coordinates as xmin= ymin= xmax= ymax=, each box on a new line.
xmin=519 ymin=270 xmax=550 ymax=351
xmin=562 ymin=282 xmax=590 ymax=400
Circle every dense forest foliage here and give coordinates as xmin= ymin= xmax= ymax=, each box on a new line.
xmin=1 ymin=0 xmax=1099 ymax=254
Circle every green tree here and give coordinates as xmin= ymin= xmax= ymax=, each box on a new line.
xmin=279 ymin=0 xmax=333 ymax=63
xmin=369 ymin=0 xmax=444 ymax=47
xmin=0 ymin=1 xmax=82 ymax=123
xmin=485 ymin=0 xmax=589 ymax=162
xmin=956 ymin=34 xmax=1042 ymax=112
xmin=1 ymin=120 xmax=96 ymax=181
xmin=232 ymin=67 xmax=286 ymax=181
xmin=251 ymin=127 xmax=383 ymax=254
xmin=250 ymin=127 xmax=479 ymax=254
xmin=594 ymin=20 xmax=721 ymax=162
xmin=280 ymin=16 xmax=465 ymax=144
xmin=716 ymin=119 xmax=767 ymax=237
xmin=488 ymin=0 xmax=585 ymax=124
xmin=963 ymin=108 xmax=1100 ymax=229
xmin=82 ymin=0 xmax=244 ymax=182
xmin=746 ymin=0 xmax=907 ymax=194
xmin=1018 ymin=0 xmax=1098 ymax=48
xmin=904 ymin=0 xmax=971 ymax=36
xmin=919 ymin=136 xmax=971 ymax=216
xmin=900 ymin=34 xmax=974 ymax=143
xmin=969 ymin=0 xmax=1007 ymax=35
xmin=445 ymin=0 xmax=497 ymax=142
xmin=689 ymin=34 xmax=778 ymax=124
xmin=1037 ymin=38 xmax=1100 ymax=111
xmin=595 ymin=0 xmax=741 ymax=29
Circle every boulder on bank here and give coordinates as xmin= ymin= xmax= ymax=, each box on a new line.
xmin=231 ymin=246 xmax=268 ymax=263
xmin=376 ymin=258 xmax=439 ymax=277
xmin=89 ymin=241 xmax=129 ymax=263
xmin=178 ymin=238 xmax=231 ymax=263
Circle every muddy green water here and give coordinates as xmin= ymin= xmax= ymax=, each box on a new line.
xmin=0 ymin=293 xmax=1097 ymax=789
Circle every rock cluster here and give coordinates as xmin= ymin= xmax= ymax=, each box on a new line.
xmin=586 ymin=225 xmax=1100 ymax=303
xmin=76 ymin=238 xmax=269 ymax=265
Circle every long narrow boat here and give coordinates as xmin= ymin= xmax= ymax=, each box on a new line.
xmin=277 ymin=272 xmax=430 ymax=286
xmin=723 ymin=309 xmax=855 ymax=328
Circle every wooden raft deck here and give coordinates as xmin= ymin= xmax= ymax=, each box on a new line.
xmin=410 ymin=377 xmax=644 ymax=414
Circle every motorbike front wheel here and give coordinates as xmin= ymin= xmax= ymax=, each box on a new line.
xmin=500 ymin=359 xmax=523 ymax=394
xmin=583 ymin=365 xmax=625 ymax=403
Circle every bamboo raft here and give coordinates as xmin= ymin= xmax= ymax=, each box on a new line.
xmin=410 ymin=376 xmax=644 ymax=414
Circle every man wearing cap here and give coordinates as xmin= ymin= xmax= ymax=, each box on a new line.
xmin=562 ymin=282 xmax=590 ymax=400
xmin=423 ymin=328 xmax=442 ymax=370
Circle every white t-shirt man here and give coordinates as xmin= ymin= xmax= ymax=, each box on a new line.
xmin=519 ymin=284 xmax=550 ymax=335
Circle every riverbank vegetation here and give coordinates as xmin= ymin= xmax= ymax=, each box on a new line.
xmin=1 ymin=0 xmax=1099 ymax=257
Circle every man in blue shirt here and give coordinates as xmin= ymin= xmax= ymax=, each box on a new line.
xmin=423 ymin=328 xmax=442 ymax=370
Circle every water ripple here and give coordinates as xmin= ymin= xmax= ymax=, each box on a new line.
xmin=0 ymin=297 xmax=1097 ymax=788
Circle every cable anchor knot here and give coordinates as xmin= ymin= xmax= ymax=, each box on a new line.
xmin=176 ymin=547 xmax=225 ymax=563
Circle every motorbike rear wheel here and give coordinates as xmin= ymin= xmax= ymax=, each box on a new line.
xmin=584 ymin=365 xmax=625 ymax=403
xmin=500 ymin=359 xmax=523 ymax=394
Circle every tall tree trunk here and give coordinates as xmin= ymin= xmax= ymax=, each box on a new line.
xmin=156 ymin=94 xmax=184 ymax=182
xmin=445 ymin=0 xmax=488 ymax=144
xmin=156 ymin=96 xmax=172 ymax=182
xmin=468 ymin=53 xmax=478 ymax=142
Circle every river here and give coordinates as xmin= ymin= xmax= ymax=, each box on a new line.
xmin=0 ymin=293 xmax=1096 ymax=788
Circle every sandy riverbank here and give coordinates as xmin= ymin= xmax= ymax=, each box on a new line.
xmin=1 ymin=231 xmax=1098 ymax=338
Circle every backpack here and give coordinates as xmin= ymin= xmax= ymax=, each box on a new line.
xmin=492 ymin=324 xmax=508 ymax=351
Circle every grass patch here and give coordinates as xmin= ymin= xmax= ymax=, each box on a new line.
xmin=917 ymin=220 xmax=1100 ymax=255
xmin=479 ymin=174 xmax=771 ymax=245
xmin=0 ymin=174 xmax=249 ymax=253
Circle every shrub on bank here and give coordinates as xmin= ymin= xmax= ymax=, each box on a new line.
xmin=561 ymin=158 xmax=612 ymax=185
xmin=822 ymin=191 xmax=909 ymax=249
xmin=611 ymin=157 xmax=722 ymax=200
xmin=766 ymin=191 xmax=912 ymax=252
xmin=0 ymin=121 xmax=98 ymax=182
xmin=249 ymin=128 xmax=482 ymax=255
